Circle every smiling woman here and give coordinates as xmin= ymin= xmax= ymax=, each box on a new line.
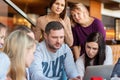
xmin=32 ymin=0 xmax=73 ymax=47
xmin=70 ymin=3 xmax=106 ymax=61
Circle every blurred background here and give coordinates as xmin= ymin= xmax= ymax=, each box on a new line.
xmin=0 ymin=0 xmax=120 ymax=44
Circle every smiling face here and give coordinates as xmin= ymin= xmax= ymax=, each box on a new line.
xmin=51 ymin=0 xmax=65 ymax=15
xmin=71 ymin=8 xmax=86 ymax=25
xmin=70 ymin=3 xmax=89 ymax=25
xmin=44 ymin=28 xmax=64 ymax=52
xmin=85 ymin=42 xmax=99 ymax=59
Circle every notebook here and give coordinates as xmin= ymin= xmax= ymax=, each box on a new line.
xmin=83 ymin=65 xmax=114 ymax=80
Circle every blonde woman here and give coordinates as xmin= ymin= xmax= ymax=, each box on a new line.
xmin=70 ymin=3 xmax=106 ymax=60
xmin=14 ymin=25 xmax=35 ymax=39
xmin=3 ymin=30 xmax=36 ymax=80
xmin=33 ymin=0 xmax=73 ymax=47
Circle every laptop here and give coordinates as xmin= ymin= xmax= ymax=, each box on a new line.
xmin=83 ymin=65 xmax=114 ymax=80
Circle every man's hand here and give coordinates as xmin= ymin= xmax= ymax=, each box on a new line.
xmin=69 ymin=76 xmax=82 ymax=80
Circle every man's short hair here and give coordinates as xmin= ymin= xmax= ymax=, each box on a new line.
xmin=45 ymin=21 xmax=64 ymax=34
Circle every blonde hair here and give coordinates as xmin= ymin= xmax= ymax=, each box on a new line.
xmin=70 ymin=3 xmax=90 ymax=26
xmin=70 ymin=3 xmax=89 ymax=15
xmin=3 ymin=30 xmax=36 ymax=80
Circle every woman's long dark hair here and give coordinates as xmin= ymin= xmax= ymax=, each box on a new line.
xmin=49 ymin=0 xmax=67 ymax=19
xmin=85 ymin=32 xmax=106 ymax=69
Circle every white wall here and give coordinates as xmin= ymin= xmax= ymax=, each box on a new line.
xmin=101 ymin=3 xmax=120 ymax=18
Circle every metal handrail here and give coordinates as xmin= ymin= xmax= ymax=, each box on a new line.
xmin=3 ymin=0 xmax=36 ymax=27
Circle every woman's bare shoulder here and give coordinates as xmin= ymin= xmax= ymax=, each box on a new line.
xmin=36 ymin=15 xmax=48 ymax=30
xmin=37 ymin=15 xmax=48 ymax=25
xmin=37 ymin=15 xmax=47 ymax=21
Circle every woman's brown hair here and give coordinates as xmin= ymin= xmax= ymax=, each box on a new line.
xmin=49 ymin=0 xmax=67 ymax=19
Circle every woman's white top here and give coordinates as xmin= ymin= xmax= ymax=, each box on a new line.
xmin=76 ymin=45 xmax=113 ymax=77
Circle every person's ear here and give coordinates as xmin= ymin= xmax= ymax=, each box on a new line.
xmin=44 ymin=33 xmax=47 ymax=40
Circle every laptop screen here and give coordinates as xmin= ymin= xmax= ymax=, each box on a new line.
xmin=83 ymin=65 xmax=114 ymax=80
